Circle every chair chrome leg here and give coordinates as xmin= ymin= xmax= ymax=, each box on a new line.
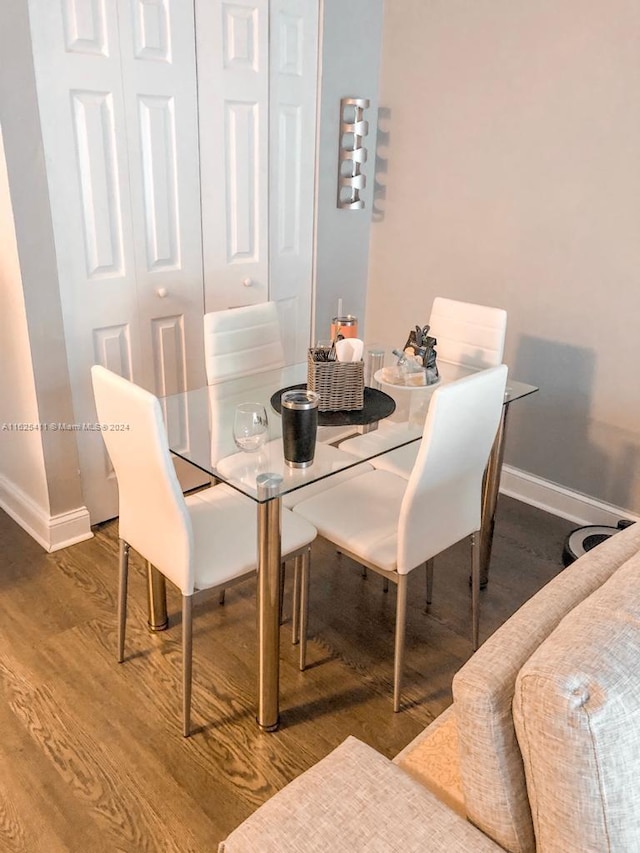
xmin=394 ymin=574 xmax=408 ymax=712
xmin=425 ymin=559 xmax=434 ymax=612
xmin=182 ymin=594 xmax=193 ymax=737
xmin=471 ymin=532 xmax=480 ymax=651
xmin=299 ymin=548 xmax=310 ymax=671
xmin=291 ymin=557 xmax=301 ymax=645
xmin=117 ymin=540 xmax=129 ymax=663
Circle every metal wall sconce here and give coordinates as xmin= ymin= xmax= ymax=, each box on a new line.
xmin=337 ymin=97 xmax=370 ymax=210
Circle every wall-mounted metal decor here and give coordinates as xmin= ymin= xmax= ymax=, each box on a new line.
xmin=337 ymin=97 xmax=370 ymax=210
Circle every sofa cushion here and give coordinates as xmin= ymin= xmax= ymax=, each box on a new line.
xmin=452 ymin=521 xmax=640 ymax=853
xmin=219 ymin=736 xmax=502 ymax=852
xmin=393 ymin=705 xmax=465 ymax=817
xmin=513 ymin=549 xmax=640 ymax=852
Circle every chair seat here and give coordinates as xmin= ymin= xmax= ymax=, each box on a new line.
xmin=187 ymin=484 xmax=317 ymax=591
xmin=282 ymin=448 xmax=374 ymax=509
xmin=338 ymin=422 xmax=419 ymax=479
xmin=338 ymin=420 xmax=419 ymax=461
xmin=370 ymin=443 xmax=417 ymax=479
xmin=293 ymin=469 xmax=406 ymax=573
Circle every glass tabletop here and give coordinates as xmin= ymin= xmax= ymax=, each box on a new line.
xmin=162 ymin=361 xmax=537 ymax=503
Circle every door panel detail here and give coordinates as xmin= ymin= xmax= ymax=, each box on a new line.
xmin=62 ymin=0 xmax=108 ymax=56
xmin=223 ymin=4 xmax=259 ymax=70
xmin=226 ymin=101 xmax=259 ymax=261
xmin=276 ymin=104 xmax=301 ymax=254
xmin=92 ymin=324 xmax=133 ymax=379
xmin=275 ymin=11 xmax=302 ymax=75
xmin=151 ymin=315 xmax=187 ymax=396
xmin=151 ymin=315 xmax=188 ymax=448
xmin=138 ymin=94 xmax=180 ymax=270
xmin=132 ymin=0 xmax=171 ymax=62
xmin=71 ymin=90 xmax=124 ymax=278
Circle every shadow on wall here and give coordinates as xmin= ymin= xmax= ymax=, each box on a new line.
xmin=371 ymin=106 xmax=390 ymax=223
xmin=504 ymin=335 xmax=638 ymax=513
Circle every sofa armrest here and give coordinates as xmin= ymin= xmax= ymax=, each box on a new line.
xmin=219 ymin=736 xmax=502 ymax=852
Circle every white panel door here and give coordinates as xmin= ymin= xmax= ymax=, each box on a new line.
xmin=119 ymin=0 xmax=205 ymax=395
xmin=269 ymin=0 xmax=318 ymax=362
xmin=197 ymin=0 xmax=270 ymax=309
xmin=28 ymin=0 xmax=205 ymax=522
xmin=197 ymin=0 xmax=317 ymax=363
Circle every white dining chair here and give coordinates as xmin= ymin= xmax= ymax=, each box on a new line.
xmin=91 ymin=365 xmax=317 ymax=736
xmin=428 ymin=296 xmax=507 ymax=368
xmin=202 ymin=301 xmax=375 ymax=631
xmin=203 ymin=301 xmax=372 ymax=502
xmin=339 ymin=297 xmax=507 ymax=479
xmin=293 ymin=365 xmax=508 ymax=711
xmin=204 ymin=302 xmax=286 ymax=385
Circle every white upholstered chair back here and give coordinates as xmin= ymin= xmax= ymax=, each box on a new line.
xmin=429 ymin=297 xmax=507 ymax=369
xmin=204 ymin=302 xmax=285 ymax=385
xmin=91 ymin=366 xmax=195 ymax=595
xmin=397 ymin=364 xmax=508 ymax=574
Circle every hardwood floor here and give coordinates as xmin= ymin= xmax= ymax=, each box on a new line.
xmin=0 ymin=496 xmax=575 ymax=852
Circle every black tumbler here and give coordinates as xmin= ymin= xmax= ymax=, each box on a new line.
xmin=281 ymin=389 xmax=319 ymax=468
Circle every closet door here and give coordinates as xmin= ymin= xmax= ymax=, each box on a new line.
xmin=28 ymin=0 xmax=204 ymax=522
xmin=196 ymin=0 xmax=270 ymax=309
xmin=196 ymin=0 xmax=318 ymax=363
xmin=269 ymin=0 xmax=318 ymax=363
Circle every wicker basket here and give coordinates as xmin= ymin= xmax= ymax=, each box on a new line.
xmin=307 ymin=350 xmax=364 ymax=411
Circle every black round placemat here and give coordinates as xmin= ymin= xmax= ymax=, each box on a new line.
xmin=270 ymin=384 xmax=396 ymax=426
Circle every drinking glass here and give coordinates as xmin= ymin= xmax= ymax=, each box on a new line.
xmin=233 ymin=403 xmax=269 ymax=452
xmin=365 ymin=345 xmax=385 ymax=388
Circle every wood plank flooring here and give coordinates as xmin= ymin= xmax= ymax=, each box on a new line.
xmin=0 ymin=496 xmax=575 ymax=851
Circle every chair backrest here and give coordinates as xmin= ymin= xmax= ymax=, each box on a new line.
xmin=203 ymin=302 xmax=285 ymax=385
xmin=429 ymin=297 xmax=507 ymax=369
xmin=397 ymin=364 xmax=508 ymax=573
xmin=91 ymin=366 xmax=194 ymax=594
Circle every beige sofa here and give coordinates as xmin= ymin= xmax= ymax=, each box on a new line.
xmin=220 ymin=521 xmax=640 ymax=852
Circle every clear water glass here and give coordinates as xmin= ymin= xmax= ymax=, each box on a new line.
xmin=233 ymin=403 xmax=269 ymax=452
xmin=365 ymin=346 xmax=385 ymax=388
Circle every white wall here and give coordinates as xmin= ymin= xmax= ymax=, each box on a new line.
xmin=0 ymin=0 xmax=91 ymax=549
xmin=314 ymin=0 xmax=384 ymax=340
xmin=0 ymin=128 xmax=50 ymax=519
xmin=366 ymin=0 xmax=640 ymax=515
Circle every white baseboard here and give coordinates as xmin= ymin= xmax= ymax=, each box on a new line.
xmin=0 ymin=474 xmax=93 ymax=552
xmin=501 ymin=465 xmax=640 ymax=527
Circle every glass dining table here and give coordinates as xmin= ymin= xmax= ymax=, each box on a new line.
xmin=158 ymin=361 xmax=537 ymax=731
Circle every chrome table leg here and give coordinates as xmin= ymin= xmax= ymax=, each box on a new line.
xmin=146 ymin=561 xmax=168 ymax=631
xmin=256 ymin=474 xmax=283 ymax=731
xmin=479 ymin=403 xmax=510 ymax=587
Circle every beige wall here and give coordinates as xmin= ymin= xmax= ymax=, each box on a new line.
xmin=0 ymin=127 xmax=50 ymax=514
xmin=366 ymin=0 xmax=640 ymax=514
